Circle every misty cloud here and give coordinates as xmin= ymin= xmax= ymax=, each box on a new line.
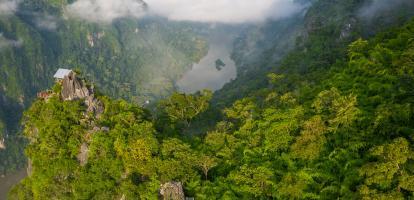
xmin=358 ymin=0 xmax=411 ymax=19
xmin=0 ymin=0 xmax=19 ymax=15
xmin=65 ymin=0 xmax=305 ymax=24
xmin=146 ymin=0 xmax=305 ymax=23
xmin=65 ymin=0 xmax=147 ymax=23
xmin=0 ymin=33 xmax=23 ymax=50
xmin=35 ymin=14 xmax=58 ymax=30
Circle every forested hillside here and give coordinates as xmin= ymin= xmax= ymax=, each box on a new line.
xmin=215 ymin=0 xmax=414 ymax=106
xmin=0 ymin=0 xmax=208 ymax=175
xmin=7 ymin=0 xmax=414 ymax=199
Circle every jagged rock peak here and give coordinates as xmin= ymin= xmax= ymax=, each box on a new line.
xmin=61 ymin=72 xmax=90 ymax=101
xmin=160 ymin=182 xmax=185 ymax=200
xmin=59 ymin=71 xmax=104 ymax=117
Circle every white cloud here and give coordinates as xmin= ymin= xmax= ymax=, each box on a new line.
xmin=65 ymin=0 xmax=147 ymax=23
xmin=146 ymin=0 xmax=305 ymax=23
xmin=358 ymin=0 xmax=410 ymax=18
xmin=0 ymin=0 xmax=19 ymax=15
xmin=65 ymin=0 xmax=305 ymax=24
xmin=0 ymin=33 xmax=23 ymax=49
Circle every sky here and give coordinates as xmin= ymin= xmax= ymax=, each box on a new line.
xmin=66 ymin=0 xmax=306 ymax=23
xmin=144 ymin=0 xmax=305 ymax=23
xmin=3 ymin=0 xmax=409 ymax=24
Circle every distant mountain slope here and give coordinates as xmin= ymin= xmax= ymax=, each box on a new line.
xmin=0 ymin=0 xmax=208 ymax=175
xmin=214 ymin=0 xmax=414 ymax=107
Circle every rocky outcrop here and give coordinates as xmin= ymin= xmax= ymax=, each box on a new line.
xmin=59 ymin=72 xmax=104 ymax=167
xmin=0 ymin=138 xmax=5 ymax=149
xmin=27 ymin=159 xmax=33 ymax=176
xmin=87 ymin=33 xmax=94 ymax=47
xmin=60 ymin=72 xmax=104 ymax=117
xmin=160 ymin=182 xmax=185 ymax=200
xmin=77 ymin=143 xmax=89 ymax=166
xmin=340 ymin=18 xmax=357 ymax=40
xmin=61 ymin=73 xmax=90 ymax=101
xmin=87 ymin=32 xmax=106 ymax=47
xmin=85 ymin=95 xmax=104 ymax=117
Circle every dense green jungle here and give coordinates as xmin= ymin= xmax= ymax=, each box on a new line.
xmin=1 ymin=0 xmax=414 ymax=199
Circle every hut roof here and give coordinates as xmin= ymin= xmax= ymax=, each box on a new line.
xmin=53 ymin=68 xmax=72 ymax=79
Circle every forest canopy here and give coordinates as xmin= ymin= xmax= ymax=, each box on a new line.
xmin=8 ymin=16 xmax=414 ymax=200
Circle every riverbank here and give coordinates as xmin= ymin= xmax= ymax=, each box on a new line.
xmin=0 ymin=169 xmax=26 ymax=200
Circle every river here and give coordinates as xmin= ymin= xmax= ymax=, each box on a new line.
xmin=177 ymin=31 xmax=237 ymax=93
xmin=0 ymin=169 xmax=26 ymax=199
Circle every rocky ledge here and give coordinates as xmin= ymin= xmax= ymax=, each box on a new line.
xmin=160 ymin=182 xmax=185 ymax=200
xmin=61 ymin=72 xmax=104 ymax=117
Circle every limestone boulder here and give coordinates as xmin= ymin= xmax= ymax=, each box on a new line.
xmin=61 ymin=73 xmax=90 ymax=101
xmin=160 ymin=182 xmax=185 ymax=200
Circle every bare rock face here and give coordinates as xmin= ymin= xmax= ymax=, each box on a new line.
xmin=85 ymin=95 xmax=104 ymax=117
xmin=339 ymin=18 xmax=357 ymax=40
xmin=61 ymin=72 xmax=90 ymax=101
xmin=160 ymin=182 xmax=185 ymax=200
xmin=77 ymin=143 xmax=89 ymax=166
xmin=0 ymin=138 xmax=5 ymax=149
xmin=27 ymin=159 xmax=33 ymax=176
xmin=60 ymin=72 xmax=104 ymax=118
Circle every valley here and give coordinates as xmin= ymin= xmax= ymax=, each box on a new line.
xmin=2 ymin=0 xmax=414 ymax=199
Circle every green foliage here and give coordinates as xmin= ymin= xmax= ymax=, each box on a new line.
xmin=267 ymin=73 xmax=285 ymax=85
xmin=0 ymin=120 xmax=4 ymax=138
xmin=183 ymin=12 xmax=414 ymax=200
xmin=8 ymin=92 xmax=161 ymax=199
xmin=359 ymin=138 xmax=413 ymax=196
xmin=158 ymin=90 xmax=212 ymax=128
xmin=7 ymin=1 xmax=414 ymax=199
xmin=228 ymin=165 xmax=275 ymax=198
xmin=291 ymin=116 xmax=327 ymax=160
